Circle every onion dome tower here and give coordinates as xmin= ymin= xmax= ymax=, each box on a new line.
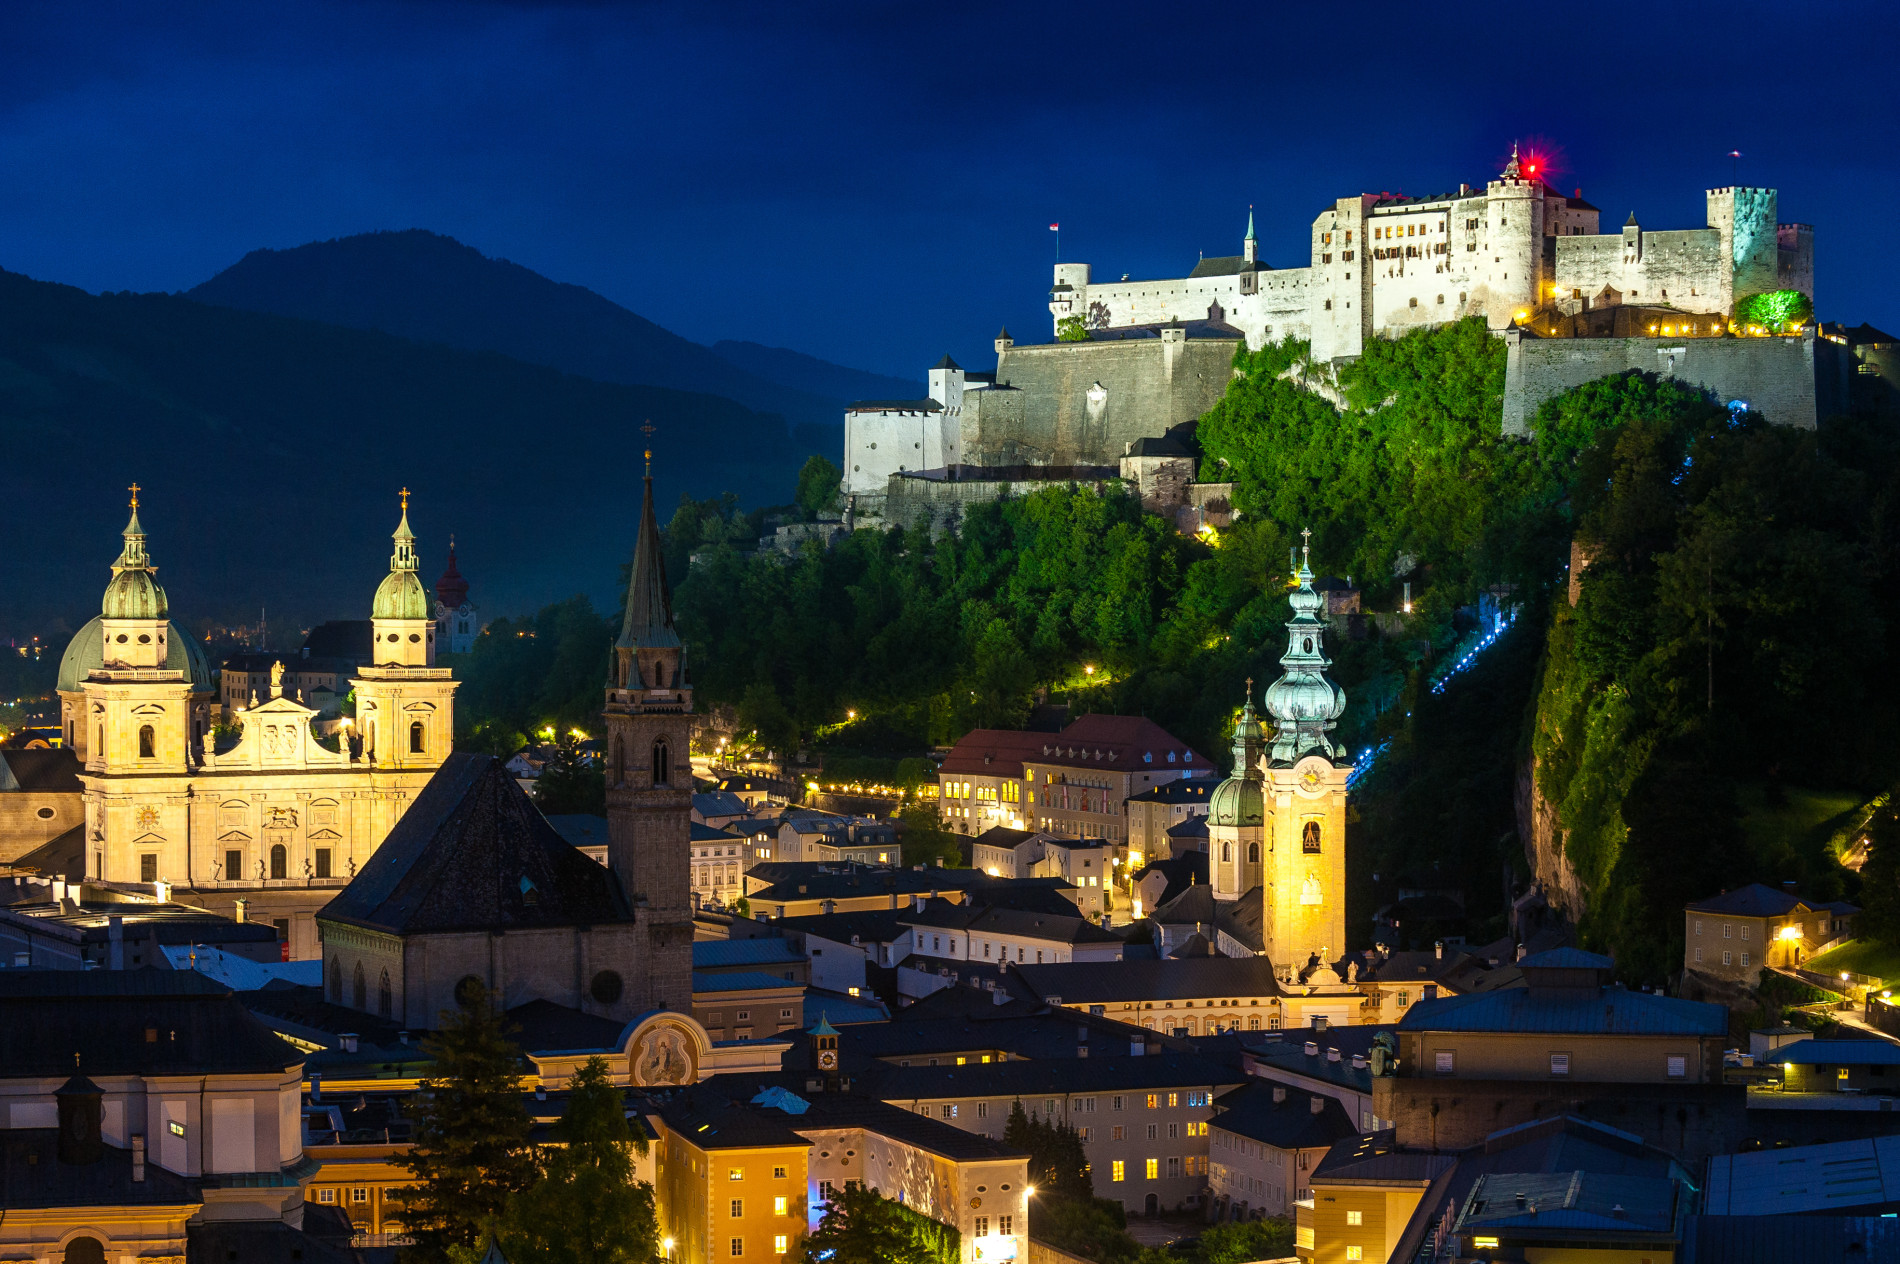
xmin=1259 ymin=529 xmax=1351 ymax=988
xmin=1264 ymin=531 xmax=1347 ymax=765
xmin=602 ymin=443 xmax=695 ymax=1014
xmin=101 ymin=491 xmax=170 ymax=669
xmin=352 ymin=490 xmax=457 ymax=769
xmin=1208 ymin=686 xmax=1266 ymax=900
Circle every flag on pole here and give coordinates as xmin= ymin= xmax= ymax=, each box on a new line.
xmin=1049 ymin=223 xmax=1059 ymax=231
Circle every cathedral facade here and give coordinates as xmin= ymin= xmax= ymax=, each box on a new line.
xmin=56 ymin=494 xmax=457 ymax=959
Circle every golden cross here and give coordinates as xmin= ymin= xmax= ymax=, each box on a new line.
xmin=399 ymin=486 xmax=410 ymax=512
xmin=1245 ymin=676 xmax=1254 ymax=693
xmin=128 ymin=483 xmax=140 ymax=509
xmin=641 ymin=420 xmax=657 ymax=476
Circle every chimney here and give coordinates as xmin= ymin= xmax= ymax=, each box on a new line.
xmin=1314 ymin=1016 xmax=1330 ymax=1033
xmin=1327 ymin=1047 xmax=1341 ymax=1063
xmin=339 ymin=1033 xmax=359 ymax=1054
xmin=993 ymin=988 xmax=1010 ymax=1006
xmin=1351 ymin=1055 xmax=1368 ymax=1070
xmin=1309 ymin=1095 xmax=1325 ymax=1115
xmin=1303 ymin=1042 xmax=1320 ymax=1057
xmin=1434 ymin=940 xmax=1444 ymax=960
xmin=1272 ymin=1086 xmax=1287 ymax=1104
xmin=1516 ymin=942 xmax=1527 ymax=962
xmin=913 ymin=895 xmax=926 ymax=913
xmin=310 ymin=1074 xmax=322 ymax=1103
xmin=131 ymin=1133 xmax=146 ymax=1182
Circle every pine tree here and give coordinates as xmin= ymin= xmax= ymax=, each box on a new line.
xmin=534 ymin=733 xmax=606 ymax=815
xmin=798 ymin=1184 xmax=952 ymax=1264
xmin=396 ymin=992 xmax=538 ymax=1264
xmin=502 ymin=1057 xmax=660 ymax=1264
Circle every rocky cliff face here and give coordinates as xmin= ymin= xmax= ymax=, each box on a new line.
xmin=1516 ymin=750 xmax=1587 ymax=919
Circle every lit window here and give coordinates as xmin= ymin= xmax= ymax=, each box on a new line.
xmin=729 ymin=1168 xmax=745 ymax=1181
xmin=1346 ymin=1249 xmax=1363 ymax=1261
xmin=1145 ymin=1158 xmax=1158 ymax=1180
xmin=1346 ymin=1211 xmax=1362 ymax=1226
xmin=774 ymin=1197 xmax=787 ymax=1215
xmin=1112 ymin=1160 xmax=1125 ymax=1182
xmin=773 ymin=1237 xmax=787 ymax=1255
xmin=352 ymin=1187 xmax=369 ymax=1204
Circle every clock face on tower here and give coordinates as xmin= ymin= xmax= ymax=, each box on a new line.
xmin=817 ymin=1049 xmax=838 ymax=1070
xmin=1292 ymin=754 xmax=1332 ymax=798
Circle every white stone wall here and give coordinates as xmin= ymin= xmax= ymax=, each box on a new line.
xmin=844 ymin=406 xmax=946 ymax=496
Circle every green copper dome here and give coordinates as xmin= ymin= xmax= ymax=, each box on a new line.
xmin=58 ymin=616 xmax=211 ymax=692
xmin=1209 ymin=690 xmax=1266 ymax=826
xmin=372 ymin=500 xmax=432 ymax=620
xmin=1264 ymin=532 xmax=1347 ymax=765
xmin=101 ymin=507 xmax=168 ymax=620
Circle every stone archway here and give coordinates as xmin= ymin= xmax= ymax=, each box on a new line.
xmin=63 ymin=1237 xmax=106 ymax=1264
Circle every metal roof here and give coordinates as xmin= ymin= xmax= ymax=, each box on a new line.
xmin=1397 ymin=985 xmax=1727 ymax=1036
xmin=1775 ymin=1039 xmax=1900 ymax=1066
xmin=693 ymin=938 xmax=806 ymax=968
xmin=1705 ymin=1135 xmax=1900 ymax=1216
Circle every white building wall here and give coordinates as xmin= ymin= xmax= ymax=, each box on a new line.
xmin=843 ymin=406 xmax=946 ymax=497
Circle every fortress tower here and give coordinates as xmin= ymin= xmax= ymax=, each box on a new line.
xmin=601 ymin=456 xmax=696 ymax=1012
xmin=1707 ymin=186 xmax=1779 ymax=314
xmin=1484 ymin=144 xmax=1547 ymax=329
xmin=1259 ymin=532 xmax=1350 ymax=984
xmin=351 ymin=492 xmax=458 ymax=770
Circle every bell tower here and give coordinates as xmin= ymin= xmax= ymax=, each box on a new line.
xmin=1260 ymin=530 xmax=1350 ymax=984
xmin=351 ymin=491 xmax=458 ymax=770
xmin=84 ymin=488 xmax=194 ymax=778
xmin=1208 ymin=684 xmax=1266 ymax=902
xmin=603 ymin=447 xmax=695 ymax=1013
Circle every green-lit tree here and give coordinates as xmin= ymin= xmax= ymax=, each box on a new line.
xmin=795 ymin=455 xmax=842 ymax=520
xmin=395 ymin=993 xmax=537 ymax=1264
xmin=797 ymin=1184 xmax=956 ymax=1264
xmin=501 ymin=1057 xmax=660 ymax=1264
xmin=1055 ymin=315 xmax=1090 ymax=342
xmin=534 ymin=732 xmax=606 ymax=815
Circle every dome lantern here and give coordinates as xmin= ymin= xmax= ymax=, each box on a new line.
xmin=1264 ymin=528 xmax=1347 ymax=765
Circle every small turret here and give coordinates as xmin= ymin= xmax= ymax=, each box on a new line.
xmin=1209 ymin=686 xmax=1266 ymax=827
xmin=1243 ymin=209 xmax=1258 ymax=265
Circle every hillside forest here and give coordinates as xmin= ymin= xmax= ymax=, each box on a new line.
xmin=448 ymin=318 xmax=1900 ymax=981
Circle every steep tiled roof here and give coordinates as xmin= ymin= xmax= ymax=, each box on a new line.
xmin=1210 ymin=1079 xmax=1360 ymax=1150
xmin=1687 ymin=883 xmax=1856 ymax=918
xmin=1397 ymin=985 xmax=1726 ymax=1036
xmin=320 ymin=752 xmax=631 ymax=935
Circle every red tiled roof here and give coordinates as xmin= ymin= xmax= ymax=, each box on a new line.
xmin=938 ymin=715 xmax=1210 ymax=778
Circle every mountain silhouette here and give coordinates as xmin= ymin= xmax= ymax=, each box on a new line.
xmin=0 ymin=267 xmax=808 ymax=640
xmin=187 ymin=230 xmax=917 ymax=427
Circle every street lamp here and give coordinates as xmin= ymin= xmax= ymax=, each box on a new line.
xmin=662 ymin=1239 xmax=675 ymax=1260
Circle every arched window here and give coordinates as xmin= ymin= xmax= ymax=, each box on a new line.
xmin=1302 ymin=821 xmax=1322 ymax=854
xmin=409 ymin=720 xmax=425 ymax=754
xmin=378 ymin=970 xmax=393 ymax=1019
xmin=63 ymin=1237 xmax=106 ymax=1264
xmin=1221 ymin=841 xmax=1233 ymax=862
xmin=138 ymin=725 xmax=155 ymax=759
xmin=653 ymin=740 xmax=670 ymax=786
xmin=328 ymin=957 xmax=342 ymax=1004
xmin=352 ymin=962 xmax=366 ymax=1010
xmin=270 ymin=844 xmax=287 ymax=880
xmin=1247 ymin=842 xmax=1260 ymax=864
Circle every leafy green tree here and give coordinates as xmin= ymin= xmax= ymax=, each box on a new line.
xmin=795 ymin=455 xmax=842 ymax=520
xmin=739 ymin=681 xmax=799 ymax=755
xmin=797 ymin=1183 xmax=956 ymax=1264
xmin=500 ymin=1057 xmax=659 ymax=1264
xmin=1055 ymin=315 xmax=1089 ymax=342
xmin=1002 ymin=1100 xmax=1092 ymax=1200
xmin=1026 ymin=1196 xmax=1141 ymax=1264
xmin=1195 ymin=1219 xmax=1295 ymax=1264
xmin=1734 ymin=289 xmax=1814 ymax=332
xmin=534 ymin=733 xmax=606 ymax=815
xmin=897 ymin=802 xmax=962 ymax=868
xmin=396 ymin=993 xmax=537 ymax=1264
xmin=1856 ymin=805 xmax=1900 ymax=943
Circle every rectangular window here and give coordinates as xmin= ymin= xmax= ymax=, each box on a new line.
xmin=819 ymin=1181 xmax=837 ymax=1202
xmin=141 ymin=853 xmax=158 ymax=882
xmin=1146 ymin=1093 xmax=1158 ymax=1109
xmin=1346 ymin=1211 xmax=1363 ymax=1226
xmin=1723 ymin=924 xmax=1732 ymax=938
xmin=224 ymin=848 xmax=243 ymax=879
xmin=1112 ymin=1126 xmax=1125 ymax=1141
xmin=946 ymin=1104 xmax=958 ymax=1119
xmin=352 ymin=1187 xmax=369 ymax=1204
xmin=977 ymin=1102 xmax=987 ymax=1118
xmin=1346 ymin=1249 xmax=1363 ymax=1261
xmin=1667 ymin=1055 xmax=1687 ymax=1078
xmin=1550 ymin=1053 xmax=1570 ymax=1076
xmin=731 ymin=1200 xmax=744 ymax=1218
xmin=975 ymin=1217 xmax=988 ymax=1237
xmin=773 ymin=1237 xmax=787 ymax=1255
xmin=1741 ymin=924 xmax=1750 ymax=940
xmin=1694 ymin=947 xmax=1703 ymax=963
xmin=1112 ymin=1160 xmax=1125 ymax=1182
xmin=1168 ymin=1123 xmax=1178 ymax=1140
xmin=1434 ymin=1051 xmax=1455 ymax=1074
xmin=1741 ymin=952 xmax=1750 ymax=968
xmin=774 ymin=1197 xmax=787 ymax=1215
xmin=318 ymin=1188 xmax=336 ymax=1204
xmin=1147 ymin=1124 xmax=1157 ymax=1140
xmin=1167 ymin=1156 xmax=1180 ymax=1178
xmin=1694 ymin=919 xmax=1702 ymax=935
xmin=730 ymin=1240 xmax=744 ymax=1258
xmin=729 ymin=1168 xmax=745 ymax=1181
xmin=1723 ymin=951 xmax=1733 ymax=965
xmin=1145 ymin=1158 xmax=1159 ymax=1180
xmin=1000 ymin=1216 xmax=1012 ymax=1235
xmin=314 ymin=847 xmax=332 ymax=879
xmin=1113 ymin=1096 xmax=1124 ymax=1111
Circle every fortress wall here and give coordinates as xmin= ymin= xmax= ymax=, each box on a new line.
xmin=844 ymin=408 xmax=946 ymax=496
xmin=1072 ymin=275 xmax=1243 ymax=332
xmin=883 ymin=471 xmax=1117 ymax=534
xmin=1230 ymin=269 xmax=1316 ymax=347
xmin=984 ymin=338 xmax=1238 ymax=465
xmin=1502 ymin=329 xmax=1820 ymax=435
xmin=1553 ymin=228 xmax=1727 ymax=312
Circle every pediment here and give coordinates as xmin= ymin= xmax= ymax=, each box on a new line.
xmin=218 ymin=829 xmax=253 ymax=843
xmin=402 ymin=701 xmax=437 ymax=713
xmin=307 ymin=828 xmax=342 ymax=841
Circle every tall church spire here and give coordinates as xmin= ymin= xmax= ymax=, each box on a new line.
xmin=617 ymin=471 xmax=680 ymax=654
xmin=1263 ymin=528 xmax=1347 ymax=764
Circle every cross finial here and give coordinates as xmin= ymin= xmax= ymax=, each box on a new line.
xmin=399 ymin=487 xmax=410 ymax=512
xmin=1245 ymin=675 xmax=1254 ymax=694
xmin=1300 ymin=526 xmax=1312 ymax=570
xmin=128 ymin=483 xmax=140 ymax=509
xmin=641 ymin=420 xmax=657 ymax=477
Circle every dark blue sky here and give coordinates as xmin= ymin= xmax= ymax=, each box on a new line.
xmin=1 ymin=0 xmax=1893 ymax=378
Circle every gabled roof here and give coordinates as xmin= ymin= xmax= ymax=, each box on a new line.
xmin=319 ymin=752 xmax=632 ymax=935
xmin=937 ymin=729 xmax=1052 ymax=777
xmin=0 ymin=748 xmax=82 ymax=793
xmin=901 ymin=898 xmax=1123 ymax=944
xmin=1131 ymin=853 xmax=1206 ymax=908
xmin=772 ymin=909 xmax=912 ymax=945
xmin=1397 ymin=984 xmax=1727 ymax=1036
xmin=1209 ymin=1079 xmax=1360 ymax=1151
xmin=1687 ymin=883 xmax=1856 ymax=918
xmin=1014 ymin=954 xmax=1282 ymax=1003
xmin=693 ymin=790 xmax=750 ymax=817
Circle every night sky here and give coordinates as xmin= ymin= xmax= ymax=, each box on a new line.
xmin=2 ymin=1 xmax=1895 ymax=380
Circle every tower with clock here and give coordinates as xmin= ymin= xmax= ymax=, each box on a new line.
xmin=1259 ymin=531 xmax=1352 ymax=986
